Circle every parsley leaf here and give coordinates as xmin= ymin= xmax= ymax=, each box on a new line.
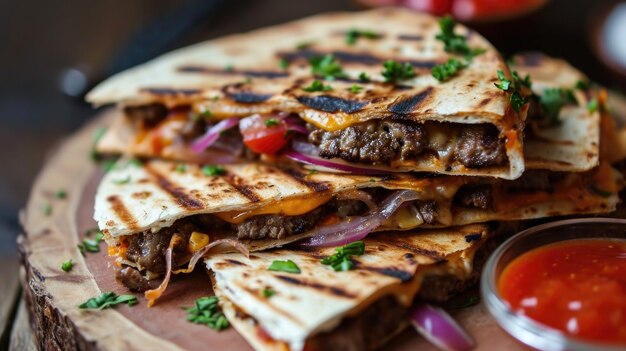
xmin=382 ymin=60 xmax=415 ymax=83
xmin=587 ymin=98 xmax=598 ymax=113
xmin=310 ymin=55 xmax=346 ymax=80
xmin=185 ymin=296 xmax=230 ymax=331
xmin=202 ymin=165 xmax=225 ymax=176
xmin=43 ymin=203 xmax=52 ymax=216
xmin=494 ymin=70 xmax=512 ymax=91
xmin=55 ymin=189 xmax=67 ymax=199
xmin=78 ymin=231 xmax=104 ymax=254
xmin=303 ymin=80 xmax=333 ymax=92
xmin=510 ymin=92 xmax=528 ymax=113
xmin=279 ymin=58 xmax=289 ymax=70
xmin=436 ymin=15 xmax=473 ymax=56
xmin=431 ymin=59 xmax=466 ymax=82
xmin=321 ymin=241 xmax=365 ymax=272
xmin=358 ymin=72 xmax=371 ymax=83
xmin=262 ymin=288 xmax=276 ymax=298
xmin=575 ymin=80 xmax=590 ymax=90
xmin=265 ymin=119 xmax=280 ymax=127
xmin=346 ymin=28 xmax=381 ymax=45
xmin=112 ymin=176 xmax=131 ymax=185
xmin=268 ymin=260 xmax=301 ymax=274
xmin=494 ymin=70 xmax=532 ymax=113
xmin=79 ymin=292 xmax=137 ymax=310
xmin=540 ymin=88 xmax=577 ymax=124
xmin=349 ymin=84 xmax=363 ymax=93
xmin=61 ymin=259 xmax=74 ymax=272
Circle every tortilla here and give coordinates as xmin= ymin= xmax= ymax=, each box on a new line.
xmin=87 ymin=8 xmax=525 ymax=179
xmin=206 ymin=224 xmax=493 ymax=351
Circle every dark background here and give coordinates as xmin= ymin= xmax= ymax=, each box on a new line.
xmin=1 ymin=0 xmax=624 ymax=254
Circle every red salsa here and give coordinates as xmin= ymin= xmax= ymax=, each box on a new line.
xmin=499 ymin=239 xmax=626 ymax=345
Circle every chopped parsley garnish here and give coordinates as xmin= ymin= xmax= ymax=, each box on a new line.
xmin=575 ymin=79 xmax=590 ymax=90
xmin=303 ymin=80 xmax=333 ymax=92
xmin=279 ymin=58 xmax=289 ymax=70
xmin=43 ymin=203 xmax=52 ymax=216
xmin=358 ymin=72 xmax=371 ymax=83
xmin=321 ymin=241 xmax=365 ymax=272
xmin=202 ymin=165 xmax=225 ymax=176
xmin=382 ymin=60 xmax=415 ymax=83
xmin=79 ymin=292 xmax=137 ymax=310
xmin=185 ymin=296 xmax=230 ymax=331
xmin=510 ymin=92 xmax=528 ymax=114
xmin=513 ymin=71 xmax=532 ymax=88
xmin=264 ymin=119 xmax=280 ymax=127
xmin=61 ymin=259 xmax=74 ymax=272
xmin=587 ymin=98 xmax=599 ymax=113
xmin=345 ymin=28 xmax=381 ymax=45
xmin=540 ymin=88 xmax=577 ymax=125
xmin=349 ymin=84 xmax=363 ymax=93
xmin=310 ymin=54 xmax=346 ymax=80
xmin=112 ymin=176 xmax=131 ymax=185
xmin=262 ymin=288 xmax=276 ymax=298
xmin=268 ymin=260 xmax=301 ymax=274
xmin=435 ymin=15 xmax=483 ymax=58
xmin=175 ymin=164 xmax=187 ymax=173
xmin=431 ymin=59 xmax=466 ymax=82
xmin=494 ymin=70 xmax=532 ymax=113
xmin=78 ymin=231 xmax=104 ymax=254
xmin=494 ymin=70 xmax=512 ymax=91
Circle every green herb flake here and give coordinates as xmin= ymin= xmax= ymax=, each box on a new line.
xmin=202 ymin=165 xmax=226 ymax=176
xmin=358 ymin=72 xmax=371 ymax=83
xmin=303 ymin=80 xmax=333 ymax=92
xmin=54 ymin=190 xmax=67 ymax=199
xmin=510 ymin=91 xmax=528 ymax=113
xmin=268 ymin=260 xmax=301 ymax=274
xmin=61 ymin=259 xmax=74 ymax=273
xmin=262 ymin=288 xmax=276 ymax=298
xmin=575 ymin=80 xmax=590 ymax=90
xmin=540 ymin=88 xmax=577 ymax=125
xmin=112 ymin=176 xmax=131 ymax=185
xmin=346 ymin=28 xmax=381 ymax=45
xmin=435 ymin=15 xmax=471 ymax=56
xmin=349 ymin=84 xmax=363 ymax=93
xmin=494 ymin=70 xmax=531 ymax=112
xmin=587 ymin=98 xmax=599 ymax=113
xmin=431 ymin=59 xmax=466 ymax=82
xmin=265 ymin=119 xmax=280 ymax=127
xmin=184 ymin=296 xmax=230 ymax=331
xmin=494 ymin=70 xmax=512 ymax=91
xmin=44 ymin=203 xmax=52 ymax=216
xmin=279 ymin=58 xmax=289 ymax=70
xmin=79 ymin=231 xmax=104 ymax=253
xmin=382 ymin=60 xmax=415 ymax=83
xmin=175 ymin=164 xmax=187 ymax=173
xmin=79 ymin=292 xmax=137 ymax=310
xmin=310 ymin=54 xmax=346 ymax=81
xmin=321 ymin=241 xmax=365 ymax=272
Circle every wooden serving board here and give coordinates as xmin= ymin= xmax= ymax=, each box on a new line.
xmin=18 ymin=110 xmax=530 ymax=351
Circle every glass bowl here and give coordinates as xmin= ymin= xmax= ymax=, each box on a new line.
xmin=481 ymin=218 xmax=626 ymax=351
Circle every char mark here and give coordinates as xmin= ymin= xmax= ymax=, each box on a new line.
xmin=388 ymin=87 xmax=433 ymax=115
xmin=223 ymin=175 xmax=261 ymax=202
xmin=374 ymin=236 xmax=447 ymax=262
xmin=280 ymin=167 xmax=330 ymax=193
xmin=106 ymin=195 xmax=140 ymax=231
xmin=296 ymin=95 xmax=368 ymax=114
xmin=140 ymin=87 xmax=202 ymax=96
xmin=355 ymin=264 xmax=414 ymax=282
xmin=464 ymin=233 xmax=482 ymax=243
xmin=178 ymin=66 xmax=289 ymax=79
xmin=225 ymin=91 xmax=272 ymax=104
xmin=397 ymin=34 xmax=424 ymax=41
xmin=274 ymin=275 xmax=357 ymax=298
xmin=224 ymin=259 xmax=247 ymax=266
xmin=143 ymin=166 xmax=205 ymax=210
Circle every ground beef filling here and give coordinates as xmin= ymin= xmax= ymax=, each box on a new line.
xmin=454 ymin=184 xmax=494 ymax=210
xmin=308 ymin=120 xmax=507 ymax=169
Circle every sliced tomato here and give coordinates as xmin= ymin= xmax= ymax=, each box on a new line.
xmin=239 ymin=114 xmax=290 ymax=155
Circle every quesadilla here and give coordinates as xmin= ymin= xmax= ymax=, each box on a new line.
xmin=87 ymin=9 xmax=528 ymax=180
xmin=206 ymin=224 xmax=497 ymax=351
xmin=95 ymin=158 xmax=620 ymax=298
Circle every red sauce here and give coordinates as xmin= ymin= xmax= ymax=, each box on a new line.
xmin=499 ymin=239 xmax=626 ymax=345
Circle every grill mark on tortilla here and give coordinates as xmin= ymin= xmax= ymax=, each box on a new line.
xmin=223 ymin=174 xmax=262 ymax=202
xmin=376 ymin=237 xmax=447 ymax=262
xmin=106 ymin=195 xmax=140 ymax=231
xmin=397 ymin=34 xmax=424 ymax=41
xmin=355 ymin=265 xmax=414 ymax=282
xmin=464 ymin=233 xmax=482 ymax=243
xmin=224 ymin=91 xmax=273 ymax=103
xmin=278 ymin=49 xmax=438 ymax=68
xmin=477 ymin=97 xmax=492 ymax=107
xmin=274 ymin=275 xmax=357 ymax=298
xmin=178 ymin=66 xmax=290 ymax=79
xmin=225 ymin=259 xmax=247 ymax=266
xmin=140 ymin=87 xmax=202 ymax=96
xmin=278 ymin=168 xmax=330 ymax=193
xmin=296 ymin=95 xmax=368 ymax=113
xmin=143 ymin=165 xmax=205 ymax=210
xmin=388 ymin=87 xmax=433 ymax=114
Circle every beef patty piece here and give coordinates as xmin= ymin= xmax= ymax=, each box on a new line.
xmin=454 ymin=184 xmax=493 ymax=210
xmin=455 ymin=124 xmax=507 ymax=168
xmin=116 ymin=266 xmax=151 ymax=292
xmin=309 ymin=120 xmax=427 ymax=165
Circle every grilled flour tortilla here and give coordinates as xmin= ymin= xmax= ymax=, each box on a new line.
xmin=87 ymin=8 xmax=526 ymax=179
xmin=207 ymin=224 xmax=494 ymax=351
xmin=95 ymin=158 xmax=620 ymax=294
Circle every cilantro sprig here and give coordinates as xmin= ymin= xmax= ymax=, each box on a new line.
xmin=79 ymin=292 xmax=137 ymax=310
xmin=185 ymin=296 xmax=230 ymax=331
xmin=494 ymin=69 xmax=532 ymax=113
xmin=78 ymin=230 xmax=104 ymax=254
xmin=61 ymin=259 xmax=74 ymax=272
xmin=382 ymin=60 xmax=415 ymax=83
xmin=303 ymin=80 xmax=333 ymax=92
xmin=540 ymin=88 xmax=577 ymax=124
xmin=202 ymin=165 xmax=225 ymax=176
xmin=268 ymin=260 xmax=301 ymax=274
xmin=432 ymin=59 xmax=467 ymax=82
xmin=431 ymin=16 xmax=485 ymax=82
xmin=310 ymin=54 xmax=347 ymax=80
xmin=321 ymin=241 xmax=365 ymax=272
xmin=346 ymin=28 xmax=381 ymax=45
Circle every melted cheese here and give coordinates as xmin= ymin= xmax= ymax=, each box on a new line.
xmin=214 ymin=193 xmax=333 ymax=224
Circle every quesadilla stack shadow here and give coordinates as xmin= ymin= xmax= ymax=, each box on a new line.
xmin=87 ymin=8 xmax=625 ymax=351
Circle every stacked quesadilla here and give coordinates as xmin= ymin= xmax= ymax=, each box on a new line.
xmin=87 ymin=8 xmax=624 ymax=351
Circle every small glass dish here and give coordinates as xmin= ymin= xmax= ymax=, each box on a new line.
xmin=481 ymin=218 xmax=626 ymax=351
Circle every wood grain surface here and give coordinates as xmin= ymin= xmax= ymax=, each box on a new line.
xmin=19 ymin=110 xmax=530 ymax=350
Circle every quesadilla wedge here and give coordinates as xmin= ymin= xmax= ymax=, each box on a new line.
xmin=95 ymin=158 xmax=620 ymax=300
xmin=206 ymin=224 xmax=497 ymax=351
xmin=87 ymin=9 xmax=527 ymax=179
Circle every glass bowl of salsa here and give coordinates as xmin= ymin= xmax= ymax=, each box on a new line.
xmin=482 ymin=218 xmax=626 ymax=351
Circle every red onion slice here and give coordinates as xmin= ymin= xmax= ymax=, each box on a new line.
xmin=283 ymin=116 xmax=310 ymax=135
xmin=299 ymin=190 xmax=420 ymax=247
xmin=173 ymin=239 xmax=250 ymax=274
xmin=410 ymin=303 xmax=475 ymax=351
xmin=190 ymin=117 xmax=240 ymax=153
